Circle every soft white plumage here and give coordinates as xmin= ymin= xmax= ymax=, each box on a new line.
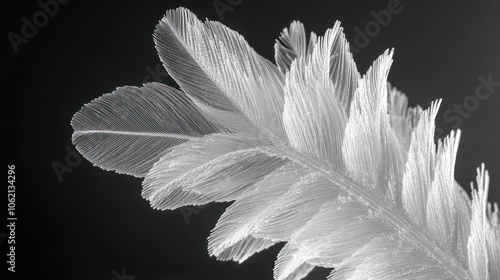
xmin=71 ymin=7 xmax=499 ymax=280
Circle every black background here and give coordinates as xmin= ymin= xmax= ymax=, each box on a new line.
xmin=4 ymin=0 xmax=500 ymax=279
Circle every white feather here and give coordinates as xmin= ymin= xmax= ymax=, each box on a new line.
xmin=72 ymin=7 xmax=500 ymax=280
xmin=71 ymin=82 xmax=224 ymax=177
xmin=154 ymin=8 xmax=287 ymax=140
xmin=274 ymin=21 xmax=317 ymax=74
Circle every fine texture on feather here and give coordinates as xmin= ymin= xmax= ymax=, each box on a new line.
xmin=275 ymin=21 xmax=317 ymax=74
xmin=154 ymin=8 xmax=287 ymax=141
xmin=71 ymin=7 xmax=500 ymax=280
xmin=283 ymin=24 xmax=348 ymax=171
xmin=71 ymin=82 xmax=224 ymax=177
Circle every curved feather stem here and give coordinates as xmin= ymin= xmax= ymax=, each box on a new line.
xmin=74 ymin=130 xmax=198 ymax=140
xmin=264 ymin=136 xmax=469 ymax=279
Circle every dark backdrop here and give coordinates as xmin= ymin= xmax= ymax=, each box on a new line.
xmin=4 ymin=0 xmax=500 ymax=279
